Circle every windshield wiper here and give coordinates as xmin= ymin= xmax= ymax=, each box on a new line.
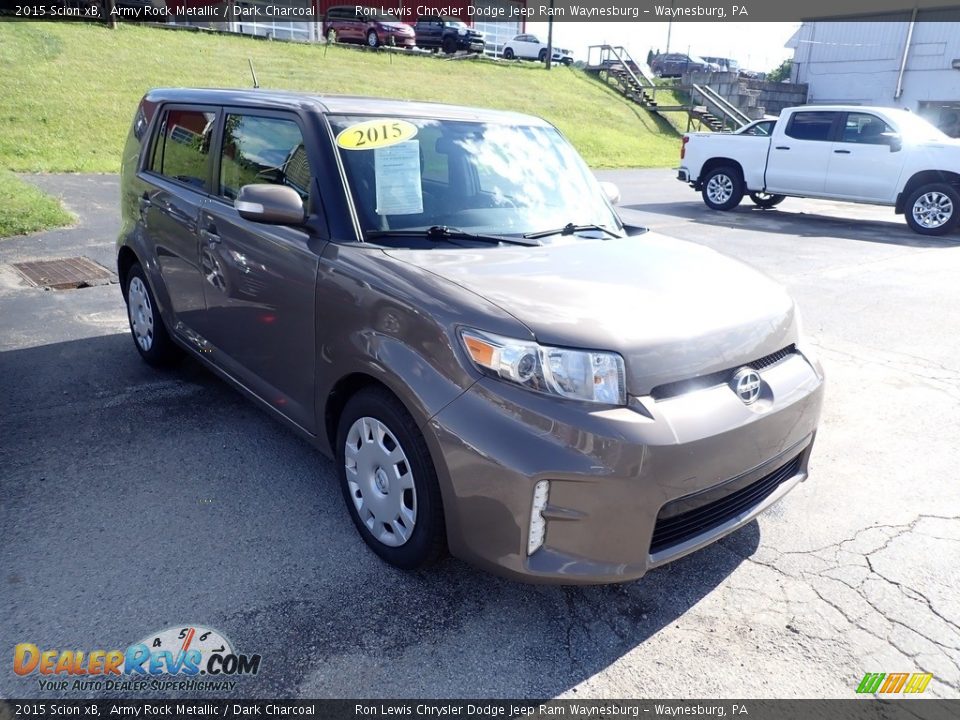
xmin=365 ymin=226 xmax=541 ymax=247
xmin=523 ymin=223 xmax=622 ymax=240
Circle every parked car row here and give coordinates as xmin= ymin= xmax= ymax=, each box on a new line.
xmin=650 ymin=52 xmax=763 ymax=79
xmin=322 ymin=7 xmax=484 ymax=54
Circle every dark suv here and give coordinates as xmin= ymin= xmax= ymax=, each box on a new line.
xmin=413 ymin=17 xmax=484 ymax=54
xmin=323 ymin=5 xmax=415 ymax=48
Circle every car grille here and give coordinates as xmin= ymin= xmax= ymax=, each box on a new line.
xmin=650 ymin=344 xmax=797 ymax=400
xmin=649 ymin=454 xmax=803 ymax=555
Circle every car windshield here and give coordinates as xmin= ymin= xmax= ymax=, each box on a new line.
xmin=328 ymin=115 xmax=621 ymax=242
xmin=444 ymin=19 xmax=467 ymax=29
xmin=892 ymin=112 xmax=949 ymax=142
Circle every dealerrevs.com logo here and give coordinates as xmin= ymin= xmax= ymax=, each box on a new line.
xmin=13 ymin=625 xmax=261 ymax=692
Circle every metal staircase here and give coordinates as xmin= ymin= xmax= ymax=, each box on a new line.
xmin=585 ymin=45 xmax=750 ymax=132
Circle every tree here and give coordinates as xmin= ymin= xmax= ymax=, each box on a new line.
xmin=768 ymin=58 xmax=793 ymax=83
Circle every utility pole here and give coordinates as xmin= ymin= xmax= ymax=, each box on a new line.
xmin=545 ymin=0 xmax=554 ymax=70
xmin=665 ymin=0 xmax=675 ymax=53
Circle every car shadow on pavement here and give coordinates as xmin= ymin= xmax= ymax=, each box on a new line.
xmin=1 ymin=333 xmax=758 ymax=699
xmin=621 ymin=202 xmax=960 ymax=248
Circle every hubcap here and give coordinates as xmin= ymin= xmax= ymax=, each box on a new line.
xmin=368 ymin=33 xmax=377 ymax=46
xmin=127 ymin=276 xmax=154 ymax=352
xmin=344 ymin=417 xmax=416 ymax=547
xmin=912 ymin=191 xmax=953 ymax=229
xmin=707 ymin=174 xmax=734 ymax=204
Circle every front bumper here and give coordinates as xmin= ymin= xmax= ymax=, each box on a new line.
xmin=425 ymin=352 xmax=824 ymax=584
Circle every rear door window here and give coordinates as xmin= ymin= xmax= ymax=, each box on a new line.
xmin=148 ymin=108 xmax=216 ymax=191
xmin=785 ymin=112 xmax=839 ymax=142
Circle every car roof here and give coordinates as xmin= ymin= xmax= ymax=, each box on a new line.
xmin=788 ymin=105 xmax=911 ymax=115
xmin=141 ymin=88 xmax=550 ymax=125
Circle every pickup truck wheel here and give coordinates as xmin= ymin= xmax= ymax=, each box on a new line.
xmin=366 ymin=30 xmax=379 ymax=48
xmin=905 ymin=183 xmax=959 ymax=236
xmin=701 ymin=166 xmax=744 ymax=211
xmin=336 ymin=387 xmax=446 ymax=570
xmin=749 ymin=192 xmax=785 ymax=209
xmin=503 ymin=47 xmax=515 ymax=60
xmin=442 ymin=36 xmax=456 ymax=54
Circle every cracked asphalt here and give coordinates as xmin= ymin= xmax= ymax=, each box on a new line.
xmin=1 ymin=171 xmax=958 ymax=699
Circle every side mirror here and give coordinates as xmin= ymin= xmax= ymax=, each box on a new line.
xmin=599 ymin=181 xmax=621 ymax=205
xmin=235 ymin=184 xmax=305 ymax=225
xmin=884 ymin=132 xmax=903 ymax=152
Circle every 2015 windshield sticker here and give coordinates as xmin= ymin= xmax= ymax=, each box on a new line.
xmin=336 ymin=119 xmax=418 ymax=150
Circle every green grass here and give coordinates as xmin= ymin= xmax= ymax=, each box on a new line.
xmin=0 ymin=171 xmax=73 ymax=237
xmin=0 ymin=22 xmax=682 ymax=235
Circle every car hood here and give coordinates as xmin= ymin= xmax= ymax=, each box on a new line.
xmin=384 ymin=233 xmax=798 ymax=395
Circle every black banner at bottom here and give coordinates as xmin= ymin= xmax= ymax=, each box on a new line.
xmin=2 ymin=700 xmax=959 ymax=720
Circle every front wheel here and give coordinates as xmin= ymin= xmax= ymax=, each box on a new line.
xmin=701 ymin=166 xmax=745 ymax=210
xmin=336 ymin=387 xmax=446 ymax=570
xmin=749 ymin=192 xmax=785 ymax=209
xmin=904 ymin=183 xmax=959 ymax=236
xmin=124 ymin=263 xmax=180 ymax=367
xmin=538 ymin=49 xmax=548 ymax=62
xmin=366 ymin=30 xmax=379 ymax=48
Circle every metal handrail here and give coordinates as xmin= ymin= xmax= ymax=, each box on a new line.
xmin=691 ymin=83 xmax=751 ymax=128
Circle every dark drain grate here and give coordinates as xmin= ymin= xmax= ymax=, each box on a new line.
xmin=12 ymin=257 xmax=116 ymax=290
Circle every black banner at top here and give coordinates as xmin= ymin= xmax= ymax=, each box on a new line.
xmin=1 ymin=0 xmax=960 ymax=23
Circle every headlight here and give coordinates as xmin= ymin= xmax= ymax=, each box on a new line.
xmin=794 ymin=309 xmax=822 ymax=376
xmin=457 ymin=28 xmax=467 ymax=35
xmin=460 ymin=329 xmax=626 ymax=405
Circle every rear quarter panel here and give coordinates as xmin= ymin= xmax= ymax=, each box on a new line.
xmin=686 ymin=133 xmax=772 ymax=190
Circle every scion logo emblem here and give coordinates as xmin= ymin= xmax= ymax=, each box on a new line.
xmin=731 ymin=367 xmax=762 ymax=404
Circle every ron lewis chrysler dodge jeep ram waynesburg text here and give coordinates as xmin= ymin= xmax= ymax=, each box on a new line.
xmin=118 ymin=89 xmax=824 ymax=583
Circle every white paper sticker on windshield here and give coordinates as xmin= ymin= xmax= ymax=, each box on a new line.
xmin=374 ymin=141 xmax=423 ymax=216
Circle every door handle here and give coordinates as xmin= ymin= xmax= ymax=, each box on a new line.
xmin=774 ymin=146 xmax=791 ymax=150
xmin=833 ymin=149 xmax=851 ymax=154
xmin=139 ymin=194 xmax=152 ymax=210
xmin=201 ymin=226 xmax=221 ymax=244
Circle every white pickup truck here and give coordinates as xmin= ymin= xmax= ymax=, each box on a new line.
xmin=678 ymin=105 xmax=960 ymax=236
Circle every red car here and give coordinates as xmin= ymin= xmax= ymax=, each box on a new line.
xmin=323 ymin=6 xmax=415 ymax=48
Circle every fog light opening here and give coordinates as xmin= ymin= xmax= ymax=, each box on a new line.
xmin=527 ymin=480 xmax=550 ymax=555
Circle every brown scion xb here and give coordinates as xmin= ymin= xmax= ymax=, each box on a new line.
xmin=118 ymin=89 xmax=824 ymax=584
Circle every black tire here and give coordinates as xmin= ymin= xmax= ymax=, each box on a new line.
xmin=903 ymin=183 xmax=960 ymax=236
xmin=562 ymin=57 xmax=573 ymax=67
xmin=366 ymin=29 xmax=379 ymax=48
xmin=124 ymin=263 xmax=181 ymax=368
xmin=442 ymin=36 xmax=456 ymax=55
xmin=538 ymin=48 xmax=548 ymax=62
xmin=749 ymin=192 xmax=786 ymax=209
xmin=336 ymin=386 xmax=446 ymax=570
xmin=701 ymin=166 xmax=745 ymax=211
xmin=503 ymin=47 xmax=515 ymax=60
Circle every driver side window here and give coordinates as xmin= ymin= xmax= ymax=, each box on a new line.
xmin=218 ymin=114 xmax=311 ymax=203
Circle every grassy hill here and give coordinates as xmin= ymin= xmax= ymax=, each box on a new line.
xmin=0 ymin=22 xmax=682 ymax=236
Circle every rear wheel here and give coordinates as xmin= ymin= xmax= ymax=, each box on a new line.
xmin=904 ymin=183 xmax=959 ymax=236
xmin=124 ymin=263 xmax=180 ymax=367
xmin=503 ymin=47 xmax=515 ymax=60
xmin=336 ymin=387 xmax=446 ymax=570
xmin=701 ymin=166 xmax=745 ymax=211
xmin=749 ymin=192 xmax=785 ymax=209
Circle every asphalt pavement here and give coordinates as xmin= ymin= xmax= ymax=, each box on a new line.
xmin=1 ymin=172 xmax=958 ymax=699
